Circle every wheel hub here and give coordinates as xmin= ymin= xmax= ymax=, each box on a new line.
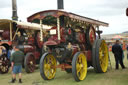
xmin=30 ymin=61 xmax=33 ymax=65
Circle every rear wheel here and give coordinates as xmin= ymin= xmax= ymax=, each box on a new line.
xmin=0 ymin=54 xmax=10 ymax=74
xmin=92 ymin=39 xmax=109 ymax=73
xmin=72 ymin=52 xmax=87 ymax=81
xmin=40 ymin=53 xmax=57 ymax=80
xmin=24 ymin=53 xmax=36 ymax=73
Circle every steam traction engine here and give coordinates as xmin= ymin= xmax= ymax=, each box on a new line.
xmin=0 ymin=19 xmax=50 ymax=73
xmin=28 ymin=10 xmax=109 ymax=81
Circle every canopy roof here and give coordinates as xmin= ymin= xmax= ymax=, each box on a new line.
xmin=27 ymin=10 xmax=109 ymax=27
xmin=0 ymin=19 xmax=52 ymax=30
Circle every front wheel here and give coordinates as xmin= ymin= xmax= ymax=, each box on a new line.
xmin=72 ymin=52 xmax=87 ymax=81
xmin=24 ymin=53 xmax=36 ymax=73
xmin=40 ymin=53 xmax=57 ymax=80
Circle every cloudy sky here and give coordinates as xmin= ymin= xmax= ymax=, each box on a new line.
xmin=0 ymin=0 xmax=128 ymax=34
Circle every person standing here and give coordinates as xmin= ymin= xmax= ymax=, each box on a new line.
xmin=120 ymin=44 xmax=125 ymax=60
xmin=11 ymin=45 xmax=16 ymax=55
xmin=10 ymin=45 xmax=24 ymax=83
xmin=112 ymin=40 xmax=125 ymax=70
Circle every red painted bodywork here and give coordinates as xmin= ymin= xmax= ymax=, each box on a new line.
xmin=85 ymin=50 xmax=92 ymax=62
xmin=34 ymin=51 xmax=40 ymax=59
xmin=43 ymin=26 xmax=92 ymax=63
xmin=22 ymin=45 xmax=40 ymax=60
xmin=44 ymin=40 xmax=58 ymax=46
xmin=28 ymin=37 xmax=35 ymax=45
xmin=44 ymin=26 xmax=66 ymax=46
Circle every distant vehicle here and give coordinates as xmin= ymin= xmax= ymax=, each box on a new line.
xmin=0 ymin=19 xmax=51 ymax=74
xmin=28 ymin=10 xmax=109 ymax=81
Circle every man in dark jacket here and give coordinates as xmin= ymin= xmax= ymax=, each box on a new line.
xmin=112 ymin=40 xmax=125 ymax=69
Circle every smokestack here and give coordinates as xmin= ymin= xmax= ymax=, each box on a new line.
xmin=12 ymin=0 xmax=18 ymax=20
xmin=57 ymin=0 xmax=64 ymax=10
xmin=126 ymin=8 xmax=128 ymax=16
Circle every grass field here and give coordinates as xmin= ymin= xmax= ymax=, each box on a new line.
xmin=0 ymin=51 xmax=128 ymax=85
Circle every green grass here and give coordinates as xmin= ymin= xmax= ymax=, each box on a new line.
xmin=0 ymin=51 xmax=128 ymax=85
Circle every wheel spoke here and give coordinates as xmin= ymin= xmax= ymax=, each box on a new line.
xmin=49 ymin=69 xmax=54 ymax=76
xmin=44 ymin=69 xmax=50 ymax=77
xmin=76 ymin=64 xmax=81 ymax=74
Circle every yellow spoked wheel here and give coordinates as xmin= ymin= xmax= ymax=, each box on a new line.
xmin=40 ymin=53 xmax=56 ymax=80
xmin=92 ymin=39 xmax=109 ymax=73
xmin=72 ymin=52 xmax=87 ymax=81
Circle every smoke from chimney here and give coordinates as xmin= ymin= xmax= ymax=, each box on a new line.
xmin=12 ymin=0 xmax=18 ymax=20
xmin=57 ymin=0 xmax=64 ymax=10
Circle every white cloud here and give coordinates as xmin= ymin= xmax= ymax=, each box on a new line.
xmin=0 ymin=0 xmax=11 ymax=8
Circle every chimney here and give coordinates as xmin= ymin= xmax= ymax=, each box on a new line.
xmin=57 ymin=0 xmax=64 ymax=10
xmin=126 ymin=8 xmax=128 ymax=16
xmin=12 ymin=0 xmax=18 ymax=20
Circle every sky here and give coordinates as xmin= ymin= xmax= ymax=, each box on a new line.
xmin=0 ymin=0 xmax=128 ymax=34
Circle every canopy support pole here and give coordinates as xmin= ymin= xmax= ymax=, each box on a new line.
xmin=12 ymin=27 xmax=19 ymax=40
xmin=57 ymin=17 xmax=61 ymax=40
xmin=10 ymin=22 xmax=13 ymax=41
xmin=40 ymin=20 xmax=43 ymax=41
